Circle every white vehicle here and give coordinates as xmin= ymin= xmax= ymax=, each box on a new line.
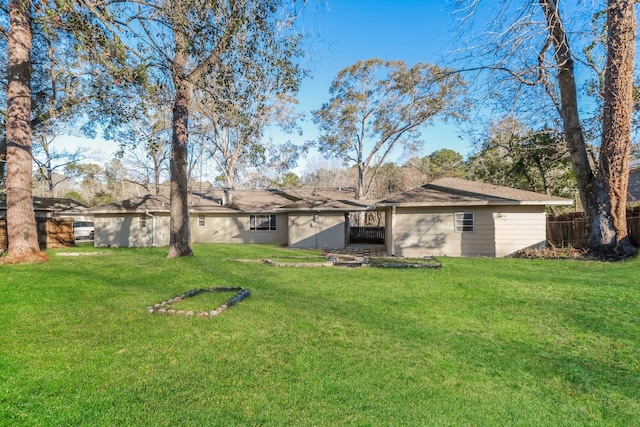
xmin=74 ymin=221 xmax=94 ymax=241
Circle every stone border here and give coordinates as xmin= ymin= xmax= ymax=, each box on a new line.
xmin=56 ymin=252 xmax=110 ymax=257
xmin=229 ymin=258 xmax=333 ymax=267
xmin=230 ymin=256 xmax=443 ymax=269
xmin=368 ymin=257 xmax=442 ymax=269
xmin=147 ymin=287 xmax=250 ymax=318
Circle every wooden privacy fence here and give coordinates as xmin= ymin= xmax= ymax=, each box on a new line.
xmin=547 ymin=210 xmax=640 ymax=248
xmin=0 ymin=218 xmax=74 ymax=251
xmin=350 ymin=226 xmax=385 ymax=244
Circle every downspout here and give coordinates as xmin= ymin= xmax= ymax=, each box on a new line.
xmin=145 ymin=211 xmax=157 ymax=247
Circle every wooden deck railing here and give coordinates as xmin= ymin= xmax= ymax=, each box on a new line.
xmin=349 ymin=226 xmax=385 ymax=244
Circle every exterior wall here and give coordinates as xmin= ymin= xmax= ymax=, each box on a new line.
xmin=384 ymin=206 xmax=395 ymax=255
xmin=493 ymin=206 xmax=547 ymax=256
xmin=288 ymin=212 xmax=346 ymax=249
xmin=94 ymin=213 xmax=163 ymax=247
xmin=393 ymin=206 xmax=495 ymax=257
xmin=190 ymin=213 xmax=288 ymax=245
xmin=392 ymin=205 xmax=545 ymax=258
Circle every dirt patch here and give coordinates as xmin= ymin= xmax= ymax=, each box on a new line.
xmin=0 ymin=249 xmax=49 ymax=265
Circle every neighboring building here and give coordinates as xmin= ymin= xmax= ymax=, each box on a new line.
xmin=0 ymin=197 xmax=90 ymax=249
xmin=378 ymin=178 xmax=572 ymax=257
xmin=0 ymin=197 xmax=89 ymax=221
xmin=627 ymin=159 xmax=640 ymax=204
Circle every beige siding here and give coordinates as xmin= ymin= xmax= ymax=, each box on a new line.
xmin=393 ymin=207 xmax=496 ymax=257
xmin=289 ymin=213 xmax=346 ymax=249
xmin=94 ymin=213 xmax=159 ymax=247
xmin=190 ymin=213 xmax=288 ymax=245
xmin=384 ymin=207 xmax=394 ymax=255
xmin=493 ymin=207 xmax=546 ymax=256
xmin=392 ymin=206 xmax=544 ymax=258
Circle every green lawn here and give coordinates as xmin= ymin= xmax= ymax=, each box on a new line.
xmin=1 ymin=244 xmax=639 ymax=426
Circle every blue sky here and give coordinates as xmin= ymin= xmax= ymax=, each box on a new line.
xmin=270 ymin=0 xmax=474 ymax=172
xmin=64 ymin=1 xmax=474 ymax=171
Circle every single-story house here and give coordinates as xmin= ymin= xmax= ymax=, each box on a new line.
xmin=378 ymin=178 xmax=572 ymax=257
xmin=90 ymin=188 xmax=375 ymax=249
xmin=90 ymin=178 xmax=572 ymax=257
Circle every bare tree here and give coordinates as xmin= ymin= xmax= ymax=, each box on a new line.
xmin=313 ymin=59 xmax=466 ymax=199
xmin=33 ymin=131 xmax=88 ymax=196
xmin=454 ymin=0 xmax=637 ymax=257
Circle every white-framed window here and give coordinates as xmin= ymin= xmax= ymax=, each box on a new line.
xmin=198 ymin=215 xmax=206 ymax=227
xmin=139 ymin=217 xmax=147 ymax=228
xmin=454 ymin=212 xmax=474 ymax=232
xmin=250 ymin=214 xmax=277 ymax=231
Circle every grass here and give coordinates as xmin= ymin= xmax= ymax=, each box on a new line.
xmin=368 ymin=256 xmax=442 ymax=268
xmin=1 ymin=244 xmax=639 ymax=426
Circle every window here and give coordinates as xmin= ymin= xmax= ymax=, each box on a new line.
xmin=139 ymin=217 xmax=147 ymax=228
xmin=454 ymin=212 xmax=474 ymax=232
xmin=198 ymin=215 xmax=206 ymax=227
xmin=250 ymin=214 xmax=277 ymax=231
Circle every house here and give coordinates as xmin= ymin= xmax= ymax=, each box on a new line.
xmin=90 ymin=188 xmax=375 ymax=249
xmin=91 ymin=179 xmax=572 ymax=257
xmin=378 ymin=178 xmax=573 ymax=257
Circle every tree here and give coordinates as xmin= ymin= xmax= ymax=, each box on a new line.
xmin=270 ymin=172 xmax=302 ymax=189
xmin=115 ymin=0 xmax=305 ymax=258
xmin=3 ymin=0 xmax=43 ymax=262
xmin=426 ymin=149 xmax=467 ymax=180
xmin=33 ymin=133 xmax=87 ymax=196
xmin=117 ymin=101 xmax=172 ymax=196
xmin=1 ymin=1 xmax=143 ymax=263
xmin=455 ymin=1 xmax=637 ymax=257
xmin=466 ymin=119 xmax=574 ymax=200
xmin=192 ymin=67 xmax=303 ymax=189
xmin=313 ymin=59 xmax=466 ymax=199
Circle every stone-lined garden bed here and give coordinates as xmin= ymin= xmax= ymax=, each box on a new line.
xmin=230 ymin=256 xmax=442 ymax=269
xmin=147 ymin=287 xmax=250 ymax=317
xmin=367 ymin=257 xmax=442 ymax=269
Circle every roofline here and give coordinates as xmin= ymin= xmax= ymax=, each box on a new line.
xmin=278 ymin=206 xmax=374 ymax=212
xmin=376 ymin=200 xmax=573 ymax=207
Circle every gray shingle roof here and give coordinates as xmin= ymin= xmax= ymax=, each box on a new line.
xmin=90 ymin=188 xmax=376 ymax=214
xmin=378 ymin=178 xmax=573 ymax=206
xmin=0 ymin=197 xmax=88 ymax=212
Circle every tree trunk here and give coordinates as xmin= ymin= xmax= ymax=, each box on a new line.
xmin=594 ymin=0 xmax=637 ymax=256
xmin=5 ymin=0 xmax=43 ymax=261
xmin=539 ymin=0 xmax=637 ymax=257
xmin=167 ymin=36 xmax=193 ymax=258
